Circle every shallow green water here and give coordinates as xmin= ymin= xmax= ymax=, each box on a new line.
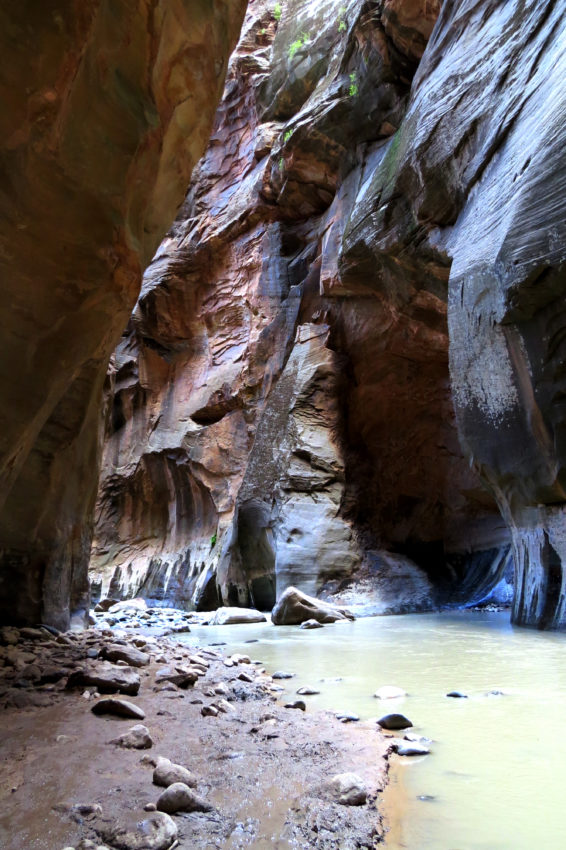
xmin=184 ymin=611 xmax=566 ymax=849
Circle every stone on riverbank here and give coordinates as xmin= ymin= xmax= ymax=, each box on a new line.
xmin=153 ymin=757 xmax=196 ymax=788
xmin=390 ymin=738 xmax=430 ymax=756
xmin=327 ymin=773 xmax=367 ymax=806
xmin=300 ymin=619 xmax=324 ymax=629
xmin=112 ymin=724 xmax=153 ymax=750
xmin=156 ymin=782 xmax=213 ymax=814
xmin=271 ymin=587 xmax=355 ymax=626
xmin=101 ymin=645 xmax=150 ymax=668
xmin=96 ymin=812 xmax=177 ymax=850
xmin=91 ymin=698 xmax=145 ymax=720
xmin=67 ymin=664 xmax=140 ymax=696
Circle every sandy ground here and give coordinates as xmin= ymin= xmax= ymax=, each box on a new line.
xmin=0 ymin=628 xmax=391 ymax=849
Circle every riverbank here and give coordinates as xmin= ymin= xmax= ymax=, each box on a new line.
xmin=0 ymin=623 xmax=391 ymax=849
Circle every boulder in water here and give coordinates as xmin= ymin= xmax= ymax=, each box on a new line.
xmin=208 ymin=607 xmax=267 ymax=626
xmin=271 ymin=587 xmax=355 ymax=626
xmin=377 ymin=713 xmax=413 ymax=731
xmin=374 ymin=685 xmax=406 ymax=700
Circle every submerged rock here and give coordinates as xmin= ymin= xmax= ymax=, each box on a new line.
xmin=374 ymin=686 xmax=407 ymax=700
xmin=299 ymin=619 xmax=324 ymax=630
xmin=390 ymin=738 xmax=430 ymax=757
xmin=271 ymin=587 xmax=355 ymax=626
xmin=446 ymin=691 xmax=468 ymax=699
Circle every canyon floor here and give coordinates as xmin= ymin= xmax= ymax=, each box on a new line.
xmin=0 ymin=625 xmax=390 ymax=849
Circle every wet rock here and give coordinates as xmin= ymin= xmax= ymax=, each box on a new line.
xmin=155 ymin=782 xmax=213 ymax=814
xmin=67 ymin=663 xmax=140 ymax=696
xmin=284 ymin=700 xmax=306 ymax=711
xmin=336 ymin=712 xmax=359 ymax=723
xmin=297 ymin=687 xmax=320 ymax=695
xmin=272 ymin=671 xmax=294 ymax=680
xmin=101 ymin=645 xmax=150 ymax=668
xmin=154 ymin=666 xmax=198 ymax=689
xmin=209 ymin=607 xmax=267 ymax=626
xmin=272 ymin=587 xmax=355 ymax=626
xmin=91 ymin=698 xmax=145 ymax=720
xmin=374 ymin=686 xmax=407 ymax=700
xmin=112 ymin=724 xmax=153 ymax=749
xmin=95 ymin=598 xmax=120 ymax=613
xmin=153 ymin=756 xmax=197 ymax=788
xmin=377 ymin=713 xmax=413 ymax=731
xmin=327 ymin=773 xmax=367 ymax=806
xmin=238 ymin=671 xmax=254 ymax=683
xmin=96 ymin=811 xmax=177 ymax=850
xmin=215 ymin=699 xmax=236 ymax=714
xmin=390 ymin=738 xmax=430 ymax=756
xmin=446 ymin=691 xmax=468 ymax=699
xmin=230 ymin=654 xmax=251 ymax=665
xmin=107 ymin=599 xmax=148 ymax=615
xmin=299 ymin=619 xmax=324 ymax=629
xmin=201 ymin=705 xmax=219 ymax=717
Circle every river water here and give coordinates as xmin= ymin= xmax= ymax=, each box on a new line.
xmin=184 ymin=610 xmax=566 ymax=849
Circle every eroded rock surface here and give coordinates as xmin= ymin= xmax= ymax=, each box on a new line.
xmin=0 ymin=0 xmax=247 ymax=628
xmin=93 ymin=0 xmax=509 ymax=616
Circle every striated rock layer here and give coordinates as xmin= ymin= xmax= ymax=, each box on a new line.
xmin=93 ymin=0 xmax=513 ymax=615
xmin=0 ymin=0 xmax=247 ymax=628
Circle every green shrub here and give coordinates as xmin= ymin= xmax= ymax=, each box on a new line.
xmin=349 ymin=71 xmax=358 ymax=97
xmin=283 ymin=129 xmax=293 ymax=143
xmin=210 ymin=533 xmax=217 ymax=549
xmin=274 ymin=2 xmax=282 ymax=21
xmin=338 ymin=20 xmax=347 ymax=32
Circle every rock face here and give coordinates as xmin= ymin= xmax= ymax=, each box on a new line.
xmin=0 ymin=0 xmax=247 ymax=628
xmin=93 ymin=0 xmax=512 ymax=616
xmin=339 ymin=0 xmax=566 ymax=628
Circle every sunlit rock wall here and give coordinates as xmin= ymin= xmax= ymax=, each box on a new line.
xmin=93 ymin=0 xmax=513 ymax=615
xmin=0 ymin=0 xmax=247 ymax=628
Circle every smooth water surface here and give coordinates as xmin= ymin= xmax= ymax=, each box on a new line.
xmin=184 ymin=611 xmax=566 ymax=849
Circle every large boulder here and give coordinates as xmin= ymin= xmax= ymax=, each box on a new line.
xmin=208 ymin=607 xmax=267 ymax=626
xmin=271 ymin=587 xmax=355 ymax=625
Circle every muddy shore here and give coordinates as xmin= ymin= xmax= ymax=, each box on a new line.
xmin=0 ymin=623 xmax=391 ymax=849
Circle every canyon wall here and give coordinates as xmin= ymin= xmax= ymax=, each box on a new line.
xmin=92 ymin=0 xmax=512 ymax=615
xmin=0 ymin=0 xmax=247 ymax=628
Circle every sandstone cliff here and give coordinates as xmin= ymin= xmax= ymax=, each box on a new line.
xmin=0 ymin=0 xmax=247 ymax=628
xmin=92 ymin=0 xmax=514 ymax=616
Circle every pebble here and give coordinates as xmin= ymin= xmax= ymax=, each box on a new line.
xmin=91 ymin=698 xmax=145 ymax=720
xmin=377 ymin=713 xmax=413 ymax=731
xmin=112 ymin=724 xmax=153 ymax=749
xmin=296 ymin=686 xmax=320 ymax=695
xmin=156 ymin=782 xmax=213 ymax=814
xmin=272 ymin=671 xmax=294 ymax=680
xmin=201 ymin=704 xmax=219 ymax=717
xmin=299 ymin=619 xmax=324 ymax=629
xmin=446 ymin=691 xmax=468 ymax=698
xmin=327 ymin=772 xmax=367 ymax=806
xmin=237 ymin=671 xmax=253 ymax=683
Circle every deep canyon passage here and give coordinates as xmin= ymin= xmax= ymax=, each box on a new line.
xmin=1 ymin=0 xmax=566 ymax=848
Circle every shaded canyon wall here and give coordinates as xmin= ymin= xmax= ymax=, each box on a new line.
xmin=92 ymin=0 xmax=514 ymax=616
xmin=0 ymin=0 xmax=247 ymax=628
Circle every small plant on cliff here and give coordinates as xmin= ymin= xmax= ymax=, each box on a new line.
xmin=288 ymin=32 xmax=310 ymax=60
xmin=348 ymin=71 xmax=358 ymax=97
xmin=274 ymin=3 xmax=282 ymax=21
xmin=210 ymin=533 xmax=217 ymax=549
xmin=283 ymin=129 xmax=293 ymax=143
xmin=279 ymin=157 xmax=285 ymax=171
xmin=338 ymin=9 xmax=347 ymax=32
xmin=338 ymin=19 xmax=347 ymax=32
